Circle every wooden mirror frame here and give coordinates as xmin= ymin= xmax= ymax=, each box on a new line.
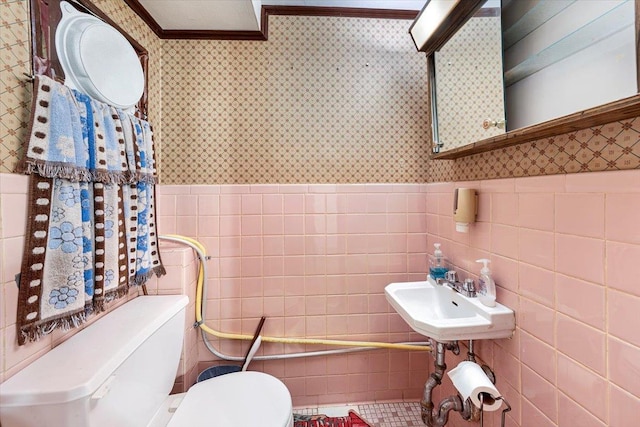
xmin=29 ymin=0 xmax=149 ymax=119
xmin=427 ymin=0 xmax=640 ymax=160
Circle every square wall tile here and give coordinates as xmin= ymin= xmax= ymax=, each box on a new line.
xmin=519 ymin=229 xmax=554 ymax=270
xmin=556 ymin=274 xmax=605 ymax=330
xmin=0 ymin=174 xmax=29 ymax=194
xmin=518 ymin=193 xmax=554 ymax=231
xmin=608 ymin=337 xmax=640 ymax=398
xmin=515 ymin=174 xmax=564 ymax=193
xmin=556 ymin=314 xmax=606 ymax=375
xmin=521 ymin=365 xmax=557 ymax=423
xmin=2 ymin=236 xmax=24 ymax=284
xmin=520 ymin=331 xmax=556 ymax=383
xmin=197 ymin=195 xmax=220 ymax=215
xmin=480 ymin=178 xmax=515 ymax=193
xmin=609 ymin=385 xmax=640 ymax=426
xmin=519 ymin=298 xmax=555 ymax=345
xmin=176 ymin=195 xmax=197 ymax=216
xmin=518 ymin=262 xmax=554 ymax=306
xmin=556 ymin=193 xmax=605 ymax=238
xmin=558 ymin=392 xmax=606 ymax=427
xmin=556 ymin=234 xmax=604 ymax=284
xmin=1 ymin=193 xmax=27 ymax=239
xmin=491 ymin=224 xmax=519 ymax=259
xmin=607 ymin=289 xmax=640 ymax=348
xmin=557 ymin=354 xmax=607 ymax=422
xmin=520 ymin=398 xmax=556 ymax=427
xmin=606 ymin=193 xmax=640 ymax=244
xmin=565 ymin=169 xmax=640 ymax=193
xmin=606 ymin=241 xmax=640 ymax=297
xmin=492 ymin=193 xmax=519 ymax=226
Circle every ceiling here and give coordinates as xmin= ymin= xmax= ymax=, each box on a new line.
xmin=135 ymin=0 xmax=426 ymax=32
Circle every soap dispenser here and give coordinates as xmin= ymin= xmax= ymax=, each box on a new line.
xmin=476 ymin=259 xmax=496 ymax=307
xmin=429 ymin=243 xmax=448 ymax=280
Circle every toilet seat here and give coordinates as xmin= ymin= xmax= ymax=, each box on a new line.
xmin=167 ymin=371 xmax=293 ymax=427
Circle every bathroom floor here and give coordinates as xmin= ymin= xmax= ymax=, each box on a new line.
xmin=294 ymin=401 xmax=424 ymax=426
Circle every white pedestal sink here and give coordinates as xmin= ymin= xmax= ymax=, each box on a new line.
xmin=385 ymin=277 xmax=515 ymax=342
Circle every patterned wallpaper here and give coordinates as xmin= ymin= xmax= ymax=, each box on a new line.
xmin=434 ymin=15 xmax=504 ymax=150
xmin=0 ymin=0 xmax=30 ymax=172
xmin=428 ymin=117 xmax=640 ymax=182
xmin=160 ymin=16 xmax=431 ymax=184
xmin=0 ymin=0 xmax=162 ymax=175
xmin=1 ymin=1 xmax=639 ymax=183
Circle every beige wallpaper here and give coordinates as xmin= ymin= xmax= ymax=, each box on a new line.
xmin=160 ymin=16 xmax=431 ymax=184
xmin=1 ymin=1 xmax=639 ymax=183
xmin=0 ymin=0 xmax=30 ymax=172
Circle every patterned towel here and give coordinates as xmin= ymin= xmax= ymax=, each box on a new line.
xmin=16 ymin=75 xmax=165 ymax=344
xmin=17 ymin=176 xmax=89 ymax=342
xmin=19 ymin=77 xmax=91 ymax=180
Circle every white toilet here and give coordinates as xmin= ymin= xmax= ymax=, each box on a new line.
xmin=0 ymin=295 xmax=294 ymax=427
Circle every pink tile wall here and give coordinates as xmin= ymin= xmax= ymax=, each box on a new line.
xmin=3 ymin=170 xmax=640 ymax=422
xmin=157 ymin=183 xmax=431 ymax=406
xmin=427 ymin=169 xmax=640 ymax=427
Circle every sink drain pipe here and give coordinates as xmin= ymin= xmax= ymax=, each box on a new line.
xmin=421 ymin=341 xmax=472 ymax=427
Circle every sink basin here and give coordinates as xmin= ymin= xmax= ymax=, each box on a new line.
xmin=385 ymin=278 xmax=515 ymax=342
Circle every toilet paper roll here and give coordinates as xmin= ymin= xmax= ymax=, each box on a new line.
xmin=447 ymin=361 xmax=502 ymax=411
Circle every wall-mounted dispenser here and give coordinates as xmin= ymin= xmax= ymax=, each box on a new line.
xmin=453 ymin=188 xmax=478 ymax=232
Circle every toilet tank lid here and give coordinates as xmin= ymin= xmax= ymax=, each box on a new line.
xmin=0 ymin=295 xmax=188 ymax=408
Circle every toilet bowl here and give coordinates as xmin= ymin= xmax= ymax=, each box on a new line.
xmin=0 ymin=295 xmax=293 ymax=427
xmin=166 ymin=372 xmax=293 ymax=427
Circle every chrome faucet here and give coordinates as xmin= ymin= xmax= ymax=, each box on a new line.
xmin=435 ymin=271 xmax=477 ymax=298
xmin=460 ymin=279 xmax=477 ymax=298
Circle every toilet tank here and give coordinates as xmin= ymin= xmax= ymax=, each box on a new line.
xmin=0 ymin=295 xmax=189 ymax=427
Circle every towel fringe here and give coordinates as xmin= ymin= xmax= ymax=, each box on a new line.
xmin=20 ymin=161 xmax=94 ymax=182
xmin=130 ymin=266 xmax=165 ymax=286
xmin=92 ymin=284 xmax=131 ymax=313
xmin=18 ymin=270 xmax=164 ymax=345
xmin=136 ymin=172 xmax=157 ymax=184
xmin=18 ymin=311 xmax=87 ymax=345
xmin=93 ymin=170 xmax=147 ymax=185
xmin=20 ymin=161 xmax=161 ymax=184
xmin=153 ymin=264 xmax=167 ymax=277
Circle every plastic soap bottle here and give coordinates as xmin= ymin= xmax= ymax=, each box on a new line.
xmin=476 ymin=259 xmax=496 ymax=307
xmin=429 ymin=243 xmax=448 ymax=280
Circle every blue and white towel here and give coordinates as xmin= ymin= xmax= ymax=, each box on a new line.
xmin=16 ymin=75 xmax=165 ymax=344
xmin=19 ymin=78 xmax=90 ymax=180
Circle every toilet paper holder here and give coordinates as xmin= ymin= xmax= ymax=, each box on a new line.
xmin=478 ymin=393 xmax=512 ymax=427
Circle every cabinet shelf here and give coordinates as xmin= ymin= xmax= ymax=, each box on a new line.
xmin=502 ymin=0 xmax=575 ymax=49
xmin=503 ymin=0 xmax=634 ymax=87
xmin=431 ymin=94 xmax=640 ymax=160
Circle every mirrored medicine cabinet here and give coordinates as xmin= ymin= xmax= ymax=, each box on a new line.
xmin=417 ymin=0 xmax=640 ymax=159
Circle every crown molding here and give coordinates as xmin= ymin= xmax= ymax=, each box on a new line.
xmin=123 ymin=2 xmax=419 ymax=40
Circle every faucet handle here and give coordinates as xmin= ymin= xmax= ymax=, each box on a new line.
xmin=463 ymin=278 xmax=475 ymax=292
xmin=462 ymin=279 xmax=477 ymax=297
xmin=445 ymin=270 xmax=457 ymax=283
